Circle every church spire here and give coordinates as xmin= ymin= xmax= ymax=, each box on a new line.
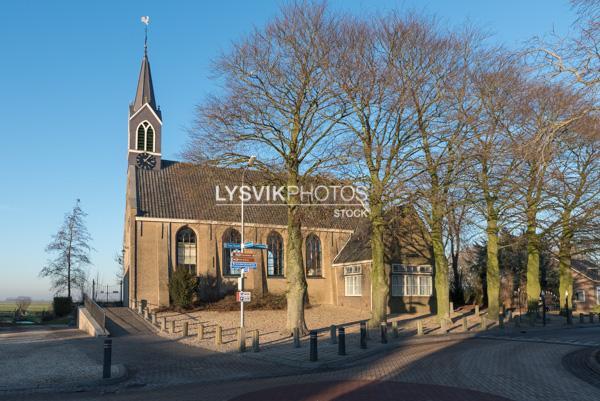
xmin=131 ymin=16 xmax=159 ymax=117
xmin=128 ymin=16 xmax=162 ymax=171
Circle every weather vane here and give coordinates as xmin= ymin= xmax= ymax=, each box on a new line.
xmin=141 ymin=16 xmax=150 ymax=55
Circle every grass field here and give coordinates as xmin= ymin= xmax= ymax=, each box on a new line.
xmin=0 ymin=301 xmax=52 ymax=313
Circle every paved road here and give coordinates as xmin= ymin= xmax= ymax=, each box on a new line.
xmin=3 ymin=310 xmax=600 ymax=401
xmin=5 ymin=333 xmax=600 ymax=401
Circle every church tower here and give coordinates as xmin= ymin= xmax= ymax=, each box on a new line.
xmin=128 ymin=27 xmax=162 ymax=170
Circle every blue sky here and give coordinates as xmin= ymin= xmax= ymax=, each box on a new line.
xmin=0 ymin=0 xmax=576 ymax=300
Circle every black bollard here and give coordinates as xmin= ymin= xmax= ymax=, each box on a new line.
xmin=360 ymin=321 xmax=367 ymax=349
xmin=380 ymin=322 xmax=388 ymax=344
xmin=338 ymin=327 xmax=346 ymax=356
xmin=103 ymin=339 xmax=112 ymax=379
xmin=309 ymin=331 xmax=318 ymax=362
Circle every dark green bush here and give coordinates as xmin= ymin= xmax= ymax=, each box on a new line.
xmin=53 ymin=297 xmax=73 ymax=317
xmin=169 ymin=269 xmax=197 ymax=309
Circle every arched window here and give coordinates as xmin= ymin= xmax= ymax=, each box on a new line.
xmin=176 ymin=227 xmax=196 ymax=275
xmin=305 ymin=234 xmax=322 ymax=277
xmin=267 ymin=231 xmax=284 ymax=276
xmin=222 ymin=228 xmax=241 ymax=276
xmin=136 ymin=121 xmax=155 ymax=152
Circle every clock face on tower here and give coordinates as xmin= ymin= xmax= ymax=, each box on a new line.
xmin=136 ymin=152 xmax=156 ymax=170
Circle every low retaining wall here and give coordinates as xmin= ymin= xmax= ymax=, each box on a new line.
xmin=78 ymin=306 xmax=109 ymax=337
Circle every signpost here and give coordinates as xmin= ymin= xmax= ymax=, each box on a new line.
xmin=236 ymin=291 xmax=251 ymax=302
xmin=231 ymin=251 xmax=257 ymax=273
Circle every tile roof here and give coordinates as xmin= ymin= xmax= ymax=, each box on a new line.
xmin=571 ymin=258 xmax=600 ymax=282
xmin=135 ymin=160 xmax=359 ymax=230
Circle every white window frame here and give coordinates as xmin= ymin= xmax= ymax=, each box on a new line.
xmin=391 ymin=274 xmax=432 ymax=297
xmin=136 ymin=121 xmax=155 ymax=152
xmin=574 ymin=289 xmax=585 ymax=302
xmin=344 ymin=265 xmax=362 ymax=297
xmin=596 ymin=287 xmax=600 ymax=305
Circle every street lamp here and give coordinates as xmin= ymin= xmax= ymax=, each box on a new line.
xmin=517 ymin=288 xmax=522 ymax=324
xmin=239 ymin=155 xmax=256 ymax=329
xmin=540 ymin=290 xmax=546 ymax=326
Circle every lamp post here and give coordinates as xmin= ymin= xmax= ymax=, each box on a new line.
xmin=517 ymin=288 xmax=522 ymax=324
xmin=540 ymin=290 xmax=546 ymax=326
xmin=239 ymin=155 xmax=256 ymax=329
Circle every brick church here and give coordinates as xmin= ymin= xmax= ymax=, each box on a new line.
xmin=122 ymin=45 xmax=434 ymax=314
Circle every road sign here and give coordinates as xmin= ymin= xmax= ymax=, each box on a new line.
xmin=236 ymin=291 xmax=251 ymax=302
xmin=231 ymin=251 xmax=257 ymax=270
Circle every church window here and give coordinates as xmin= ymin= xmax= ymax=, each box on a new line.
xmin=222 ymin=228 xmax=241 ymax=276
xmin=305 ymin=234 xmax=322 ymax=277
xmin=176 ymin=227 xmax=197 ymax=275
xmin=136 ymin=121 xmax=155 ymax=152
xmin=267 ymin=231 xmax=284 ymax=276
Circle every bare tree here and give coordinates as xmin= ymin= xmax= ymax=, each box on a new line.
xmin=535 ymin=0 xmax=599 ymax=90
xmin=511 ymin=82 xmax=589 ymax=304
xmin=40 ymin=199 xmax=93 ymax=298
xmin=186 ymin=2 xmax=345 ymax=333
xmin=463 ymin=53 xmax=525 ymax=319
xmin=546 ymin=118 xmax=600 ymax=308
xmin=388 ymin=14 xmax=478 ymax=318
xmin=328 ymin=16 xmax=418 ymax=325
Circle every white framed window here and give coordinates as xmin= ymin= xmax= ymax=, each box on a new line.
xmin=391 ymin=274 xmax=432 ymax=297
xmin=596 ymin=287 xmax=600 ymax=305
xmin=344 ymin=265 xmax=362 ymax=296
xmin=136 ymin=121 xmax=155 ymax=152
xmin=574 ymin=289 xmax=585 ymax=302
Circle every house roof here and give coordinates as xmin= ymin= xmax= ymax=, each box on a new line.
xmin=135 ymin=160 xmax=358 ymax=231
xmin=571 ymin=258 xmax=600 ymax=282
xmin=332 ymin=222 xmax=372 ymax=264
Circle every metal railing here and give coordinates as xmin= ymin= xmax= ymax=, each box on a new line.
xmin=84 ymin=293 xmax=106 ymax=330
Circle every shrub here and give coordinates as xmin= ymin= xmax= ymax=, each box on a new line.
xmin=169 ymin=268 xmax=197 ymax=309
xmin=53 ymin=297 xmax=73 ymax=317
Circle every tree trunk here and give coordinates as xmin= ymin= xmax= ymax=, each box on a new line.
xmin=285 ymin=172 xmax=308 ymax=334
xmin=369 ymin=201 xmax=388 ymax=325
xmin=525 ymin=214 xmax=541 ymax=303
xmin=431 ymin=204 xmax=449 ymax=318
xmin=486 ymin=212 xmax=500 ymax=321
xmin=558 ymin=212 xmax=573 ymax=309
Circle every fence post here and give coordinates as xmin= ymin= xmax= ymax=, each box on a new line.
xmin=392 ymin=321 xmax=399 ymax=338
xmin=330 ymin=325 xmax=337 ymax=344
xmin=462 ymin=316 xmax=468 ymax=331
xmin=449 ymin=302 xmax=454 ymax=315
xmin=143 ymin=309 xmax=149 ymax=321
xmin=475 ymin=304 xmax=480 ymax=318
xmin=161 ymin=317 xmax=166 ymax=332
xmin=309 ymin=331 xmax=318 ymax=362
xmin=499 ymin=314 xmax=504 ymax=330
xmin=360 ymin=321 xmax=367 ymax=349
xmin=238 ymin=327 xmax=246 ymax=353
xmin=338 ymin=327 xmax=346 ymax=356
xmin=170 ymin=320 xmax=176 ymax=334
xmin=480 ymin=317 xmax=488 ymax=331
xmin=103 ymin=339 xmax=112 ymax=379
xmin=590 ymin=313 xmax=594 ymax=324
xmin=151 ymin=313 xmax=156 ymax=325
xmin=580 ymin=313 xmax=584 ymax=324
xmin=380 ymin=322 xmax=388 ymax=344
xmin=252 ymin=330 xmax=260 ymax=352
xmin=215 ymin=325 xmax=222 ymax=345
xmin=417 ymin=320 xmax=424 ymax=336
xmin=198 ymin=324 xmax=204 ymax=341
xmin=183 ymin=322 xmax=189 ymax=337
xmin=293 ymin=327 xmax=301 ymax=348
